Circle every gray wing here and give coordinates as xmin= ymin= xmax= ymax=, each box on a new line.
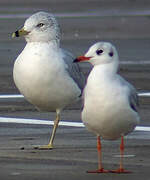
xmin=60 ymin=48 xmax=86 ymax=91
xmin=128 ymin=82 xmax=139 ymax=112
xmin=118 ymin=75 xmax=139 ymax=112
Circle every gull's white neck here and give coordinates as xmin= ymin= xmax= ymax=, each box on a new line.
xmin=88 ymin=62 xmax=119 ymax=85
xmin=26 ymin=39 xmax=60 ymax=47
xmin=25 ymin=40 xmax=60 ymax=51
xmin=94 ymin=61 xmax=118 ymax=75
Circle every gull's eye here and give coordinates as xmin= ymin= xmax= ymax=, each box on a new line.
xmin=109 ymin=52 xmax=114 ymax=57
xmin=96 ymin=49 xmax=103 ymax=55
xmin=37 ymin=23 xmax=44 ymax=27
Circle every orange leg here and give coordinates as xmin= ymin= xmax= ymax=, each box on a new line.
xmin=110 ymin=136 xmax=131 ymax=173
xmin=87 ymin=136 xmax=109 ymax=173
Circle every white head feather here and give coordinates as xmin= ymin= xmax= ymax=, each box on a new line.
xmin=23 ymin=11 xmax=60 ymax=43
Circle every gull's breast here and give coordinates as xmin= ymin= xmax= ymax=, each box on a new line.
xmin=13 ymin=44 xmax=81 ymax=111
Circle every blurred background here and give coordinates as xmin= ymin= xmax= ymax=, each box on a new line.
xmin=0 ymin=0 xmax=149 ymax=115
xmin=0 ymin=2 xmax=149 ymax=179
xmin=0 ymin=0 xmax=150 ymax=95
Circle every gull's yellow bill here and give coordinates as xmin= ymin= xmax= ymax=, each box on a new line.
xmin=12 ymin=28 xmax=29 ymax=38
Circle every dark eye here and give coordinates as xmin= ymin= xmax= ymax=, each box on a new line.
xmin=109 ymin=52 xmax=114 ymax=57
xmin=37 ymin=23 xmax=44 ymax=27
xmin=96 ymin=49 xmax=103 ymax=55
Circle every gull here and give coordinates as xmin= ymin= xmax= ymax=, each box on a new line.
xmin=74 ymin=42 xmax=140 ymax=173
xmin=12 ymin=11 xmax=85 ymax=149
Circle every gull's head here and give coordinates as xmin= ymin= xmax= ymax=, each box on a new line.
xmin=74 ymin=42 xmax=119 ymax=67
xmin=12 ymin=11 xmax=60 ymax=43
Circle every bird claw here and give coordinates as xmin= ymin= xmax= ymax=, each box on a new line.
xmin=33 ymin=144 xmax=53 ymax=150
xmin=87 ymin=168 xmax=109 ymax=173
xmin=109 ymin=168 xmax=131 ymax=173
xmin=87 ymin=168 xmax=131 ymax=174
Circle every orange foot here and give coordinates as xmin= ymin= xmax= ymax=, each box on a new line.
xmin=110 ymin=168 xmax=131 ymax=173
xmin=87 ymin=168 xmax=109 ymax=173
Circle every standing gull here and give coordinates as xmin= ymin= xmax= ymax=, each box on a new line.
xmin=12 ymin=11 xmax=85 ymax=149
xmin=74 ymin=42 xmax=140 ymax=173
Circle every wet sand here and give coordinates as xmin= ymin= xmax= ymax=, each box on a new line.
xmin=0 ymin=0 xmax=150 ymax=179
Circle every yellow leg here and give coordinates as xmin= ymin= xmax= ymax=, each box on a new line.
xmin=47 ymin=112 xmax=60 ymax=148
xmin=34 ymin=110 xmax=60 ymax=150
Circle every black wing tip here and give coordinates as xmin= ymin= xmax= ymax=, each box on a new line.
xmin=73 ymin=59 xmax=78 ymax=63
xmin=130 ymin=103 xmax=138 ymax=112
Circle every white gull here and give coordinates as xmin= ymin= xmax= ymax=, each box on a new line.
xmin=74 ymin=41 xmax=140 ymax=173
xmin=12 ymin=11 xmax=85 ymax=149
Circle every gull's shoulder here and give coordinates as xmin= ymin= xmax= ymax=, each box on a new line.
xmin=60 ymin=48 xmax=86 ymax=91
xmin=117 ymin=74 xmax=139 ymax=112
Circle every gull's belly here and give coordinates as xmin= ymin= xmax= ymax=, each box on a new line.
xmin=13 ymin=57 xmax=80 ymax=111
xmin=82 ymin=97 xmax=139 ymax=140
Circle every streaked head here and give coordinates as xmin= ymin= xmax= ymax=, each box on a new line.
xmin=12 ymin=11 xmax=60 ymax=43
xmin=74 ymin=42 xmax=119 ymax=66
